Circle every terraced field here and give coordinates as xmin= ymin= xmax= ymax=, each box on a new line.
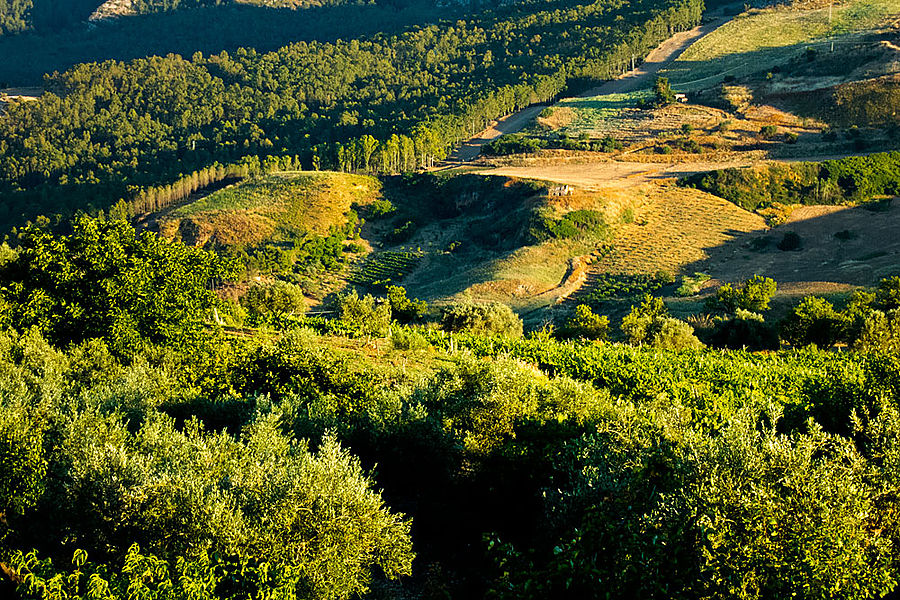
xmin=348 ymin=250 xmax=424 ymax=289
xmin=577 ymin=184 xmax=766 ymax=278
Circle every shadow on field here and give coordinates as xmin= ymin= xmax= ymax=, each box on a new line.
xmin=682 ymin=199 xmax=900 ymax=288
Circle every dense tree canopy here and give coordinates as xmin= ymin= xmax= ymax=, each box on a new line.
xmin=0 ymin=216 xmax=235 ymax=356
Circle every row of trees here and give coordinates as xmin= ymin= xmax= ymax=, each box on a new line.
xmin=682 ymin=150 xmax=900 ymax=210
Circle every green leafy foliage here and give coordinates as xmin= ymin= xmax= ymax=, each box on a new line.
xmin=335 ymin=289 xmax=391 ymax=336
xmin=676 ymin=271 xmax=710 ymax=296
xmin=706 ymin=275 xmax=777 ymax=313
xmin=0 ymin=0 xmax=704 ymax=229
xmin=578 ymin=272 xmax=668 ymax=304
xmin=854 ymin=309 xmax=900 ymax=354
xmin=621 ymin=294 xmax=703 ymax=349
xmin=876 ymin=275 xmax=900 ymax=309
xmin=682 ymin=151 xmax=900 ymax=210
xmin=782 ymin=296 xmax=846 ymax=348
xmin=653 ymin=75 xmax=675 ymax=106
xmin=240 ymin=279 xmax=307 ymax=324
xmin=559 ymin=304 xmax=610 ymax=340
xmin=441 ymin=300 xmax=523 ymax=337
xmin=528 ymin=209 xmax=607 ymax=243
xmin=386 ymin=285 xmax=427 ymax=324
xmin=0 ymin=217 xmax=235 ymax=358
xmin=710 ymin=308 xmax=780 ymax=351
xmin=348 ymin=251 xmax=422 ymax=290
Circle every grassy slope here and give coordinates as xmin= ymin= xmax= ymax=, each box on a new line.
xmin=665 ymin=0 xmax=900 ymax=89
xmin=152 ymin=0 xmax=900 ymax=317
xmin=157 ymin=171 xmax=380 ymax=247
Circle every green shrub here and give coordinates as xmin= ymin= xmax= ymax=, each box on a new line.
xmin=0 ymin=217 xmax=234 ymax=358
xmin=782 ymin=296 xmax=846 ymax=348
xmin=241 ymin=280 xmax=306 ymax=324
xmin=777 ymin=231 xmax=802 ymax=251
xmin=676 ymin=272 xmax=711 ymax=297
xmin=529 ymin=209 xmax=606 ymax=243
xmin=759 ymin=124 xmax=778 ymax=139
xmin=707 ymin=275 xmax=777 ymax=313
xmin=386 ymin=285 xmax=427 ymax=323
xmin=559 ymin=304 xmax=610 ymax=340
xmin=420 ymin=356 xmax=609 ymax=454
xmin=710 ymin=309 xmax=780 ymax=350
xmin=853 ymin=309 xmax=900 ymax=354
xmin=389 ymin=326 xmax=430 ymax=351
xmin=594 ymin=135 xmax=623 ymax=152
xmin=370 ymin=198 xmax=396 ymax=218
xmin=621 ymin=295 xmax=702 ymax=349
xmin=336 ymin=290 xmax=391 ymax=336
xmin=9 ymin=414 xmax=414 ymax=600
xmin=653 ymin=76 xmax=675 ymax=106
xmin=388 ymin=220 xmax=417 ymax=243
xmin=482 ymin=134 xmax=546 ymax=156
xmin=875 ymin=276 xmax=900 ymax=310
xmin=682 ymin=151 xmax=900 ymax=210
xmin=441 ymin=301 xmax=523 ymax=337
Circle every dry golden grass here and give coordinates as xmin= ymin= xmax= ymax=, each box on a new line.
xmin=536 ymin=106 xmax=576 ymax=130
xmin=665 ymin=0 xmax=900 ymax=89
xmin=157 ymin=171 xmax=381 ymax=247
xmin=586 ymin=184 xmax=767 ymax=276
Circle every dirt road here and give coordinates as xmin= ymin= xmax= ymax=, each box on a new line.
xmin=444 ymin=9 xmax=736 ymax=163
xmin=447 ymin=105 xmax=549 ymax=162
xmin=477 ymin=158 xmax=757 ymax=190
xmin=575 ymin=19 xmax=729 ymax=98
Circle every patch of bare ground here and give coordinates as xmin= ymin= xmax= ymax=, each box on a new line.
xmin=536 ymin=106 xmax=575 ymax=129
xmin=0 ymin=88 xmax=42 ymax=112
xmin=476 ymin=153 xmax=763 ymax=190
xmin=89 ymin=0 xmax=136 ymax=22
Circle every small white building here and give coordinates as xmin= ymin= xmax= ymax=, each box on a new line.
xmin=550 ymin=185 xmax=574 ymax=197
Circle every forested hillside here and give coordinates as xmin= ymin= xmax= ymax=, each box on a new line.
xmin=0 ymin=0 xmax=373 ymax=36
xmin=0 ymin=0 xmax=702 ymax=229
xmin=0 ymin=0 xmax=105 ymax=34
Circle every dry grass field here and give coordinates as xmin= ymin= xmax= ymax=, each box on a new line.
xmin=583 ymin=184 xmax=767 ymax=276
xmin=157 ymin=171 xmax=380 ymax=247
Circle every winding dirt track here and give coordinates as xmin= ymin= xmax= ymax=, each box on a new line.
xmin=444 ymin=9 xmax=736 ymax=164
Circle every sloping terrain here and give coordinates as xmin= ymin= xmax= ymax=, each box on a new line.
xmin=156 ymin=171 xmax=380 ymax=247
xmin=438 ymin=0 xmax=900 ymax=321
xmin=693 ymin=201 xmax=900 ymax=286
xmin=581 ymin=184 xmax=767 ymax=277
